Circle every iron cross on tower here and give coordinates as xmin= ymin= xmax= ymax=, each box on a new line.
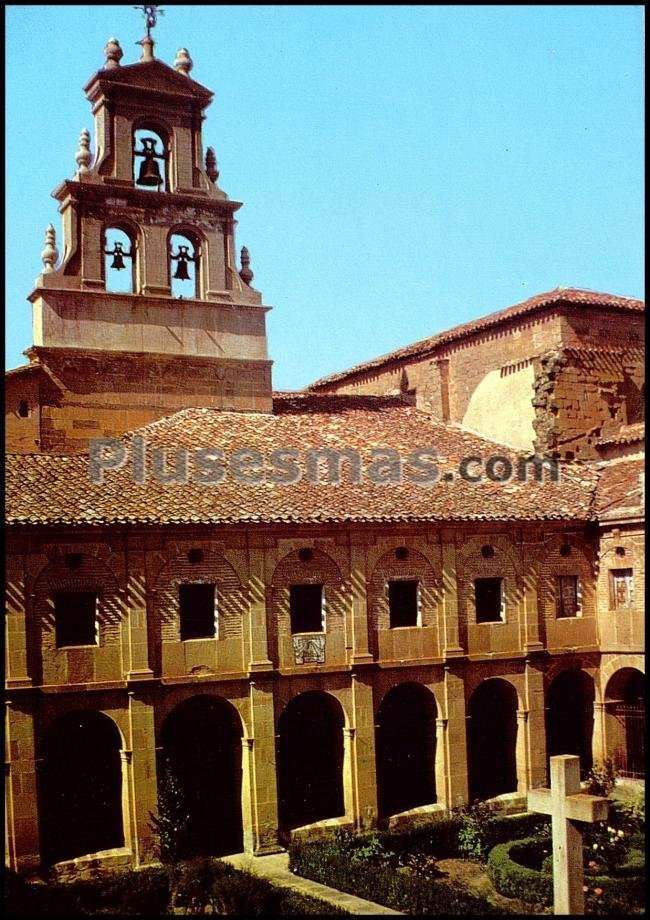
xmin=135 ymin=5 xmax=164 ymax=37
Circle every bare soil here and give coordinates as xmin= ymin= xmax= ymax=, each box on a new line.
xmin=435 ymin=857 xmax=551 ymax=915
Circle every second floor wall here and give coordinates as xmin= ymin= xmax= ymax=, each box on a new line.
xmin=5 ymin=521 xmax=644 ymax=689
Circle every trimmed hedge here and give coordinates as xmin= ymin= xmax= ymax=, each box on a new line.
xmin=487 ymin=839 xmax=553 ymax=906
xmin=382 ymin=810 xmax=550 ymax=859
xmin=487 ymin=837 xmax=646 ymax=914
xmin=4 ymin=860 xmax=343 ymax=917
xmin=5 ymin=866 xmax=170 ymax=916
xmin=289 ymin=838 xmax=504 ymax=915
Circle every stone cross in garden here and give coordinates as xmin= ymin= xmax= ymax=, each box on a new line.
xmin=528 ymin=754 xmax=609 ymax=915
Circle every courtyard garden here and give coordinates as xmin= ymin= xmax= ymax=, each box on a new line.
xmin=5 ymin=765 xmax=645 ymax=916
xmin=289 ymin=770 xmax=645 ymax=916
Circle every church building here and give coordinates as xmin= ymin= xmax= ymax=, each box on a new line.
xmin=5 ymin=20 xmax=645 ymax=876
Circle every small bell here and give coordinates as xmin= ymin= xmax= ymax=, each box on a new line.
xmin=171 ymin=244 xmax=193 ymax=280
xmin=136 ymin=137 xmax=163 ymax=187
xmin=108 ymin=242 xmax=126 ymax=270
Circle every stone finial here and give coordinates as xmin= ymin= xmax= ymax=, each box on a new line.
xmin=205 ymin=147 xmax=219 ymax=183
xmin=174 ymin=47 xmax=193 ymax=75
xmin=75 ymin=129 xmax=92 ymax=176
xmin=239 ymin=247 xmax=254 ymax=285
xmin=138 ymin=34 xmax=155 ymax=62
xmin=103 ymin=37 xmax=123 ymax=69
xmin=41 ymin=225 xmax=59 ymax=274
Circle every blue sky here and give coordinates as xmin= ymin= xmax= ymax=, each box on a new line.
xmin=5 ymin=5 xmax=644 ymax=390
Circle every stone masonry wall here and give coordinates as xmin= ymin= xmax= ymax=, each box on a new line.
xmin=532 ymin=348 xmax=644 ymax=459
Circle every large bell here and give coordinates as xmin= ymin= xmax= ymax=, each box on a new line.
xmin=137 ymin=153 xmax=163 ymax=187
xmin=136 ymin=137 xmax=163 ymax=187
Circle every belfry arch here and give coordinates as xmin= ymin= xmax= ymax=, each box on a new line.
xmin=159 ymin=695 xmax=244 ymax=857
xmin=277 ymin=691 xmax=345 ymax=832
xmin=39 ymin=710 xmax=124 ymax=865
xmin=375 ymin=682 xmax=438 ymax=817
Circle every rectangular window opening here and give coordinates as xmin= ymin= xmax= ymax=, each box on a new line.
xmin=610 ymin=569 xmax=634 ymax=610
xmin=388 ymin=579 xmax=420 ymax=628
xmin=179 ymin=583 xmax=217 ymax=640
xmin=54 ymin=591 xmax=98 ymax=648
xmin=475 ymin=577 xmax=504 ymax=623
xmin=556 ymin=575 xmax=581 ymax=618
xmin=289 ymin=584 xmax=324 ymax=634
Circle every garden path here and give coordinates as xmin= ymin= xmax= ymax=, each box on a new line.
xmin=222 ymin=851 xmax=402 ymax=915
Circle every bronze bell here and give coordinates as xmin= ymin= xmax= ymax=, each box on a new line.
xmin=108 ymin=242 xmax=126 ymax=270
xmin=172 ymin=245 xmax=192 ymax=280
xmin=136 ymin=137 xmax=163 ymax=187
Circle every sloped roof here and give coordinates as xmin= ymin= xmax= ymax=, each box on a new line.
xmin=6 ymin=395 xmax=599 ymax=527
xmin=596 ymin=423 xmax=645 ymax=449
xmin=84 ymin=58 xmax=213 ymax=108
xmin=309 ymin=288 xmax=644 ymax=389
xmin=593 ymin=458 xmax=645 ymax=521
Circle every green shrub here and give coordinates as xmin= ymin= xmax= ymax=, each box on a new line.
xmin=381 ymin=815 xmax=463 ymax=857
xmin=4 ymin=867 xmax=170 ymax=916
xmin=456 ymin=800 xmax=500 ymax=858
xmin=379 ymin=809 xmax=550 ymax=862
xmin=584 ymin=760 xmax=618 ymax=797
xmin=482 ymin=812 xmax=550 ymax=851
xmin=487 ymin=839 xmax=553 ymax=906
xmin=149 ymin=756 xmax=191 ymax=863
xmin=289 ymin=837 xmax=503 ymax=914
xmin=487 ymin=836 xmax=645 ymax=914
xmin=5 ymin=860 xmax=341 ymax=917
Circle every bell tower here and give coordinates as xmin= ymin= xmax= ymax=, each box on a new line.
xmin=13 ymin=10 xmax=273 ymax=453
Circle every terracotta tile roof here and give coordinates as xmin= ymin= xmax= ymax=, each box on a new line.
xmin=309 ymin=288 xmax=644 ymax=389
xmin=596 ymin=423 xmax=645 ymax=449
xmin=5 ymin=397 xmax=600 ymax=527
xmin=593 ymin=458 xmax=645 ymax=521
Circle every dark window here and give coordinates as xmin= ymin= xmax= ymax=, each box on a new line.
xmin=388 ymin=579 xmax=419 ymax=628
xmin=289 ymin=584 xmax=323 ymax=634
xmin=610 ymin=569 xmax=634 ymax=609
xmin=18 ymin=400 xmax=30 ymax=418
xmin=179 ymin=583 xmax=216 ymax=640
xmin=557 ymin=575 xmax=580 ymax=618
xmin=475 ymin=577 xmax=503 ymax=623
xmin=54 ymin=592 xmax=97 ymax=647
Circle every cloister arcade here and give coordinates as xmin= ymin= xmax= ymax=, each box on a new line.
xmin=25 ymin=663 xmax=643 ymax=869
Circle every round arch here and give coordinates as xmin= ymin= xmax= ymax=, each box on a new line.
xmin=546 ymin=668 xmax=595 ymax=774
xmin=132 ymin=121 xmax=170 ymax=191
xmin=604 ymin=668 xmax=645 ymax=778
xmin=277 ymin=690 xmax=345 ymax=832
xmin=375 ymin=682 xmax=438 ymax=817
xmin=39 ymin=710 xmax=124 ymax=865
xmin=158 ymin=694 xmax=245 ymax=858
xmin=271 ymin=547 xmax=344 ymax=588
xmin=467 ymin=678 xmax=519 ymax=801
xmin=103 ymin=222 xmax=139 ymax=293
xmin=167 ymin=226 xmax=203 ymax=299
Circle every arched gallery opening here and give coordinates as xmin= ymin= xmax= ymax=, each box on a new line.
xmin=467 ymin=679 xmax=518 ymax=801
xmin=277 ymin=691 xmax=345 ymax=831
xmin=376 ymin=682 xmax=437 ymax=817
xmin=546 ymin=669 xmax=595 ymax=774
xmin=605 ymin=668 xmax=645 ymax=778
xmin=39 ymin=710 xmax=124 ymax=865
xmin=159 ymin=695 xmax=244 ymax=858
